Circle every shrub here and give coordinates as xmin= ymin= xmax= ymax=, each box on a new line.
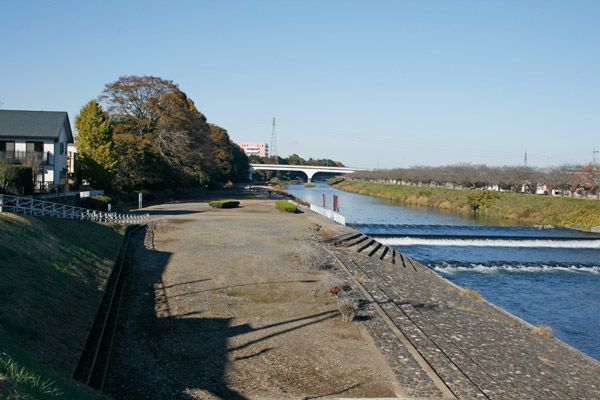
xmin=275 ymin=200 xmax=298 ymax=213
xmin=319 ymin=276 xmax=345 ymax=295
xmin=459 ymin=288 xmax=482 ymax=301
xmin=320 ymin=227 xmax=335 ymax=241
xmin=0 ymin=163 xmax=33 ymax=195
xmin=337 ymin=294 xmax=358 ymax=322
xmin=80 ymin=194 xmax=112 ymax=211
xmin=467 ymin=190 xmax=500 ymax=213
xmin=295 ymin=243 xmax=329 ymax=270
xmin=304 ymin=182 xmax=315 ymax=188
xmin=209 ymin=199 xmax=240 ymax=209
xmin=533 ymin=324 xmax=553 ymax=338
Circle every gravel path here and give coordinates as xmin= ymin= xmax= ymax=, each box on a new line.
xmin=103 ymin=192 xmax=600 ymax=399
xmin=104 ymin=197 xmax=400 ymax=399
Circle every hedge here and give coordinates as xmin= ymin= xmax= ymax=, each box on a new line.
xmin=80 ymin=195 xmax=112 ymax=211
xmin=275 ymin=200 xmax=298 ymax=213
xmin=209 ymin=199 xmax=240 ymax=209
xmin=0 ymin=164 xmax=33 ymax=195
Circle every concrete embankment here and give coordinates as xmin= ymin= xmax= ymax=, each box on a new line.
xmin=324 ymin=229 xmax=600 ymax=399
xmin=103 ymin=189 xmax=600 ymax=399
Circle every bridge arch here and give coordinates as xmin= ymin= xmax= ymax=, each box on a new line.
xmin=248 ymin=164 xmax=367 ymax=182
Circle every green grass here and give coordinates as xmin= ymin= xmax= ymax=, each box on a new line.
xmin=0 ymin=213 xmax=123 ymax=399
xmin=334 ymin=180 xmax=600 ymax=230
xmin=208 ymin=199 xmax=240 ymax=209
xmin=275 ymin=200 xmax=298 ymax=213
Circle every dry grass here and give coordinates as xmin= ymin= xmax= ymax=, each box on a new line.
xmin=319 ymin=227 xmax=335 ymax=241
xmin=337 ymin=294 xmax=358 ymax=322
xmin=295 ymin=243 xmax=329 ymax=270
xmin=533 ymin=324 xmax=553 ymax=338
xmin=459 ymin=288 xmax=482 ymax=301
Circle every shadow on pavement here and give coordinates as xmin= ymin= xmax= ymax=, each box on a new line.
xmin=143 ymin=209 xmax=203 ymax=216
xmin=105 ymin=228 xmax=339 ymax=400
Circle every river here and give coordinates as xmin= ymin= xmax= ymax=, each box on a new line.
xmin=287 ymin=182 xmax=600 ymax=361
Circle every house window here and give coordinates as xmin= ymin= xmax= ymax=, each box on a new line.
xmin=26 ymin=141 xmax=43 ymax=153
xmin=0 ymin=141 xmax=15 ymax=158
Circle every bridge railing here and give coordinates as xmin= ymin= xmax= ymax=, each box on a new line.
xmin=0 ymin=194 xmax=149 ymax=225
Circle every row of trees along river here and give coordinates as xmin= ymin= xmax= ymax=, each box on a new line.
xmin=75 ymin=75 xmax=250 ymax=194
xmin=351 ymin=163 xmax=600 ymax=197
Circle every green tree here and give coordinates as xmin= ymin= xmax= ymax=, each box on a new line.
xmin=208 ymin=124 xmax=250 ymax=184
xmin=75 ymin=100 xmax=117 ymax=189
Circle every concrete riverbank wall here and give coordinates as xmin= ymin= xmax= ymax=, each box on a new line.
xmin=305 ymin=203 xmax=600 ymax=399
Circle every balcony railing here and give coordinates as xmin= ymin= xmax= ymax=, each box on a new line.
xmin=0 ymin=150 xmax=50 ymax=165
xmin=33 ymin=181 xmax=56 ymax=194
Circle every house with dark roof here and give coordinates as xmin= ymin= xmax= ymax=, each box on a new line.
xmin=0 ymin=110 xmax=74 ymax=192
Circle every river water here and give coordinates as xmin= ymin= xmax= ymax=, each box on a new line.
xmin=287 ymin=182 xmax=600 ymax=361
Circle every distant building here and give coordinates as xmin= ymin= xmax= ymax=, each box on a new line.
xmin=0 ymin=110 xmax=74 ymax=192
xmin=240 ymin=141 xmax=269 ymax=158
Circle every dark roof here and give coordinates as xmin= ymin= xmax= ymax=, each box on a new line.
xmin=0 ymin=110 xmax=73 ymax=143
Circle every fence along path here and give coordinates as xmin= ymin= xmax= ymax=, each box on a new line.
xmin=0 ymin=194 xmax=149 ymax=225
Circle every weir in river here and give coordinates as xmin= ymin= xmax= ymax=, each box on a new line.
xmin=287 ymin=181 xmax=600 ymax=361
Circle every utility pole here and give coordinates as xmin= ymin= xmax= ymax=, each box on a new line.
xmin=270 ymin=116 xmax=277 ymax=158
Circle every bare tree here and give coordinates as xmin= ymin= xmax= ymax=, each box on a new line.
xmin=99 ymin=75 xmax=179 ymax=136
xmin=23 ymin=152 xmax=42 ymax=189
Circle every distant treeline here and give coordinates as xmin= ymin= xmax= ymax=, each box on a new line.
xmin=75 ymin=75 xmax=249 ymax=193
xmin=250 ymin=154 xmax=345 ymax=181
xmin=333 ymin=180 xmax=600 ymax=230
xmin=350 ymin=164 xmax=600 ymax=196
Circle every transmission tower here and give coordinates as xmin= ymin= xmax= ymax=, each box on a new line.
xmin=270 ymin=116 xmax=277 ymax=158
xmin=524 ymin=149 xmax=528 ymax=167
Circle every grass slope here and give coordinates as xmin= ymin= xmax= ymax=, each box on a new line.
xmin=334 ymin=180 xmax=600 ymax=230
xmin=0 ymin=213 xmax=124 ymax=399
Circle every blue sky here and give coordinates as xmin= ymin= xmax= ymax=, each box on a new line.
xmin=1 ymin=0 xmax=599 ymax=168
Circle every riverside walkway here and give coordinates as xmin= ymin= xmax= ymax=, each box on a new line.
xmin=104 ymin=190 xmax=600 ymax=399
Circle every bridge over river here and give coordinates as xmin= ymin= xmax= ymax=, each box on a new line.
xmin=249 ymin=163 xmax=368 ymax=182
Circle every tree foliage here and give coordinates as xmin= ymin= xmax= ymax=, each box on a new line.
xmin=75 ymin=75 xmax=249 ymax=192
xmin=349 ymin=163 xmax=600 ymax=195
xmin=75 ymin=100 xmax=116 ymax=189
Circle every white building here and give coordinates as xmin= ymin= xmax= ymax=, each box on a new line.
xmin=0 ymin=110 xmax=74 ymax=192
xmin=240 ymin=141 xmax=269 ymax=158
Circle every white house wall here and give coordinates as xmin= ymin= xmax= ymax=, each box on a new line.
xmin=2 ymin=134 xmax=69 ymax=186
xmin=43 ymin=141 xmax=54 ymax=184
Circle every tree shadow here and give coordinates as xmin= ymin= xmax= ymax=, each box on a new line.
xmin=142 ymin=209 xmax=203 ymax=216
xmin=104 ymin=228 xmax=339 ymax=399
xmin=169 ymin=279 xmax=318 ymax=299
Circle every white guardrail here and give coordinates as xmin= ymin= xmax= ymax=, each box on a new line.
xmin=0 ymin=194 xmax=149 ymax=225
xmin=309 ymin=203 xmax=346 ymax=225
